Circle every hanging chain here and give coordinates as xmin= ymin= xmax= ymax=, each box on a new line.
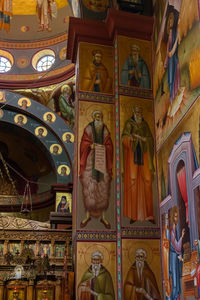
xmin=0 ymin=152 xmax=18 ymax=196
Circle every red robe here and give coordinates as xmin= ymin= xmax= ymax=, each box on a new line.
xmin=79 ymin=123 xmax=113 ymax=216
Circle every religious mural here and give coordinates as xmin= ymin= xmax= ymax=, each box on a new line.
xmin=154 ymin=0 xmax=200 ymax=150
xmin=157 ymin=95 xmax=200 ymax=299
xmin=118 ymin=36 xmax=152 ymax=89
xmin=16 ymin=80 xmax=75 ymax=129
xmin=36 ymin=0 xmax=57 ymax=32
xmin=18 ymin=97 xmax=31 ymax=110
xmin=79 ymin=43 xmax=113 ymax=94
xmin=78 ymin=101 xmax=115 ymax=230
xmin=56 ymin=192 xmax=72 ymax=213
xmin=120 ymin=96 xmax=158 ymax=227
xmin=122 ymin=239 xmax=162 ymax=300
xmin=77 ymin=242 xmax=116 ymax=300
xmin=80 ymin=0 xmax=111 ymax=20
xmin=7 ymin=287 xmax=26 ymax=300
xmin=0 ymin=0 xmax=73 ymax=38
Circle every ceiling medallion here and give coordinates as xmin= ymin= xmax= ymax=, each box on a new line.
xmin=16 ymin=56 xmax=29 ymax=69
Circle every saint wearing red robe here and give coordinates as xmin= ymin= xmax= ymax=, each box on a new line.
xmin=79 ymin=110 xmax=113 ymax=229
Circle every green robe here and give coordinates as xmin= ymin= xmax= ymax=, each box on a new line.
xmin=78 ymin=265 xmax=115 ymax=300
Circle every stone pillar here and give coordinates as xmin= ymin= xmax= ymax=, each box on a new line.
xmin=0 ymin=281 xmax=4 ymax=300
xmin=27 ymin=280 xmax=34 ymax=300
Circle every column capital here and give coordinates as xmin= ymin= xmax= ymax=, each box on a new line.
xmin=67 ymin=8 xmax=154 ymax=63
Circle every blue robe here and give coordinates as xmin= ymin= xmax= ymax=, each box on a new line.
xmin=167 ymin=228 xmax=183 ymax=300
xmin=120 ymin=56 xmax=151 ymax=88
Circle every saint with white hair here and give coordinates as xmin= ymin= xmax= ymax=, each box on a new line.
xmin=79 ymin=110 xmax=113 ymax=229
xmin=120 ymin=44 xmax=151 ymax=88
xmin=124 ymin=248 xmax=161 ymax=300
xmin=78 ymin=250 xmax=115 ymax=300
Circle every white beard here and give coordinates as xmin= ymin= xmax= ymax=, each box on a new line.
xmin=132 ymin=54 xmax=139 ymax=65
xmin=94 ymin=120 xmax=103 ymax=136
xmin=136 ymin=261 xmax=144 ymax=280
xmin=134 ymin=114 xmax=142 ymax=124
xmin=92 ymin=263 xmax=101 ymax=277
xmin=94 ymin=120 xmax=103 ymax=128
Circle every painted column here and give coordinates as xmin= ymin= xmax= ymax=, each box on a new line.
xmin=0 ymin=281 xmax=4 ymax=300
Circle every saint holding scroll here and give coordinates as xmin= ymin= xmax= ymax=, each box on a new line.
xmin=79 ymin=110 xmax=113 ymax=229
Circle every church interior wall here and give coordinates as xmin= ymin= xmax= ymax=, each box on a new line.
xmin=153 ymin=0 xmax=200 ymax=299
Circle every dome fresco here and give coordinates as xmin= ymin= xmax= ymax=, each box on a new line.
xmin=0 ymin=0 xmax=74 ymax=41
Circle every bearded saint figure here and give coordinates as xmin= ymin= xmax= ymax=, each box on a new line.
xmin=78 ymin=251 xmax=115 ymax=300
xmin=124 ymin=248 xmax=161 ymax=300
xmin=122 ymin=105 xmax=155 ymax=223
xmin=79 ymin=110 xmax=113 ymax=229
xmin=121 ymin=44 xmax=151 ymax=89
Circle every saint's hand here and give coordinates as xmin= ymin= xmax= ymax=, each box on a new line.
xmin=79 ymin=285 xmax=92 ymax=294
xmin=178 ymin=255 xmax=183 ymax=262
xmin=90 ymin=144 xmax=95 ymax=149
xmin=136 ymin=288 xmax=146 ymax=295
xmin=181 ymin=228 xmax=185 ymax=238
xmin=95 ymin=79 xmax=101 ymax=84
xmin=194 ymin=239 xmax=199 ymax=246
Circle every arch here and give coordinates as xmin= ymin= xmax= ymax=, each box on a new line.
xmin=0 ymin=90 xmax=74 ymax=184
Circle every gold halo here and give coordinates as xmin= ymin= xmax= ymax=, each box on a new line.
xmin=0 ymin=91 xmax=6 ymax=102
xmin=84 ymin=243 xmax=110 ymax=267
xmin=0 ymin=109 xmax=4 ymax=118
xmin=43 ymin=112 xmax=56 ymax=123
xmin=86 ymin=104 xmax=110 ymax=123
xmin=50 ymin=144 xmax=62 ymax=155
xmin=57 ymin=164 xmax=70 ymax=175
xmin=62 ymin=132 xmax=74 ymax=143
xmin=128 ymin=242 xmax=153 ymax=265
xmin=18 ymin=97 xmax=31 ymax=107
xmin=34 ymin=126 xmax=48 ymax=137
xmin=14 ymin=114 xmax=27 ymax=125
xmin=61 ymin=84 xmax=72 ymax=95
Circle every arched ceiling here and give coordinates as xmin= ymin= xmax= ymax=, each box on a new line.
xmin=0 ymin=0 xmax=74 ymax=41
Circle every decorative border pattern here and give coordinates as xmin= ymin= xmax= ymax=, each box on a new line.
xmin=119 ymin=86 xmax=153 ymax=99
xmin=78 ymin=92 xmax=114 ymax=103
xmin=115 ymin=40 xmax=122 ymax=300
xmin=0 ymin=34 xmax=68 ymax=49
xmin=121 ymin=228 xmax=160 ymax=239
xmin=76 ymin=232 xmax=116 ymax=241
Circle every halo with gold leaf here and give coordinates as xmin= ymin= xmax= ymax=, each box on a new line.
xmin=0 ymin=91 xmax=5 ymax=102
xmin=57 ymin=164 xmax=70 ymax=175
xmin=18 ymin=97 xmax=31 ymax=107
xmin=84 ymin=243 xmax=110 ymax=267
xmin=85 ymin=103 xmax=111 ymax=124
xmin=50 ymin=144 xmax=62 ymax=155
xmin=43 ymin=112 xmax=56 ymax=123
xmin=14 ymin=114 xmax=27 ymax=125
xmin=34 ymin=126 xmax=48 ymax=137
xmin=128 ymin=241 xmax=153 ymax=265
xmin=62 ymin=132 xmax=74 ymax=143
